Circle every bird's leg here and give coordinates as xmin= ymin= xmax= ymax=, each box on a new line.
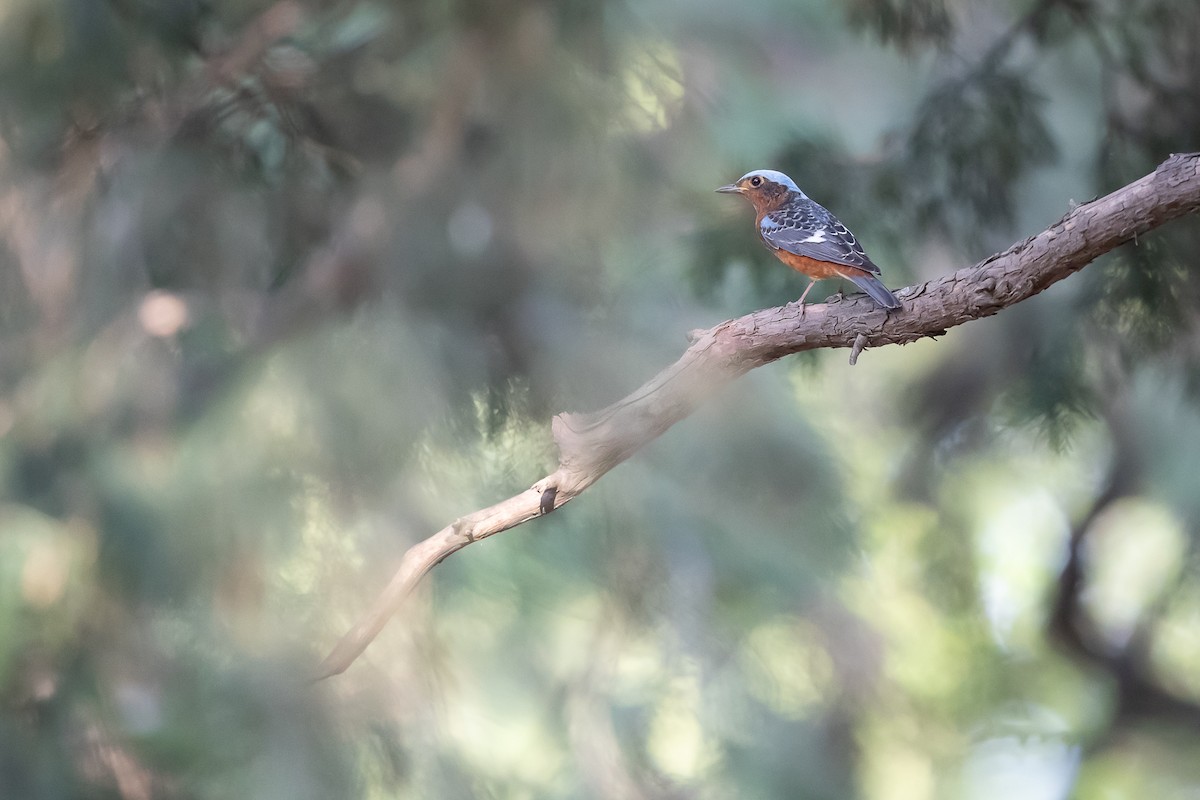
xmin=795 ymin=280 xmax=816 ymax=316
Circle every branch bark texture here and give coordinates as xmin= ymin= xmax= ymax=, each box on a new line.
xmin=316 ymin=152 xmax=1200 ymax=679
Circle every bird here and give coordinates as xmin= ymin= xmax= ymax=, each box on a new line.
xmin=716 ymin=169 xmax=901 ymax=311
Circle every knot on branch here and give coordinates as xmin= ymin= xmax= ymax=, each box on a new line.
xmin=450 ymin=517 xmax=473 ymax=542
xmin=971 ymin=275 xmax=1002 ymax=309
xmin=539 ymin=486 xmax=558 ymax=515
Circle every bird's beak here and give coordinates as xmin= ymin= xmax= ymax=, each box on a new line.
xmin=714 ymin=183 xmax=741 ymax=194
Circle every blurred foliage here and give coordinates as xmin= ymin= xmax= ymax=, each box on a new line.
xmin=846 ymin=0 xmax=953 ymax=52
xmin=0 ymin=0 xmax=1199 ymax=798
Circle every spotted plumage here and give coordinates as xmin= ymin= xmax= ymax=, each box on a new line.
xmin=716 ymin=169 xmax=901 ymax=310
xmin=760 ymin=202 xmax=881 ymax=275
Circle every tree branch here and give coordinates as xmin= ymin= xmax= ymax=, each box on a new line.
xmin=1048 ymin=354 xmax=1200 ymax=735
xmin=315 ymin=152 xmax=1200 ymax=679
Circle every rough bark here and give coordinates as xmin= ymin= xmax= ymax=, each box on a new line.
xmin=315 ymin=152 xmax=1200 ymax=680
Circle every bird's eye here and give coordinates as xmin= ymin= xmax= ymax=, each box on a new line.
xmin=749 ymin=175 xmax=763 ymax=187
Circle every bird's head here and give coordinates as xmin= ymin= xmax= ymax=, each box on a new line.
xmin=715 ymin=169 xmax=804 ymax=212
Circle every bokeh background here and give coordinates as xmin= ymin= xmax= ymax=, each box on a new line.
xmin=1 ymin=0 xmax=1199 ymax=797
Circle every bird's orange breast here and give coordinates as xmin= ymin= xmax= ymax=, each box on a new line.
xmin=769 ymin=248 xmax=866 ymax=280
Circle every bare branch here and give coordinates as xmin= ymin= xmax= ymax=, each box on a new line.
xmin=315 ymin=152 xmax=1200 ymax=679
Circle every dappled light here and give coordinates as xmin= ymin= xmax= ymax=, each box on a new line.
xmin=1 ymin=0 xmax=1199 ymax=798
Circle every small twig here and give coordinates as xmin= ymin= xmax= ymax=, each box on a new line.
xmin=848 ymin=333 xmax=868 ymax=365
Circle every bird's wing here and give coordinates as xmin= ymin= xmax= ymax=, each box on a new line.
xmin=759 ymin=200 xmax=881 ymax=274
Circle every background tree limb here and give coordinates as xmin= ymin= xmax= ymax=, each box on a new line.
xmin=316 ymin=151 xmax=1200 ymax=680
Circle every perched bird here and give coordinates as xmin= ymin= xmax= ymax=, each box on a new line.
xmin=716 ymin=169 xmax=901 ymax=310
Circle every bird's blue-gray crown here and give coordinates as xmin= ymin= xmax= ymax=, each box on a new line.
xmin=737 ymin=169 xmax=807 ymax=198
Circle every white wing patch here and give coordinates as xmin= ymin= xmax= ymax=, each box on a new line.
xmin=801 ymin=230 xmax=828 ymax=243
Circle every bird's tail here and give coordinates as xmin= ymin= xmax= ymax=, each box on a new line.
xmin=848 ymin=273 xmax=901 ymax=310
